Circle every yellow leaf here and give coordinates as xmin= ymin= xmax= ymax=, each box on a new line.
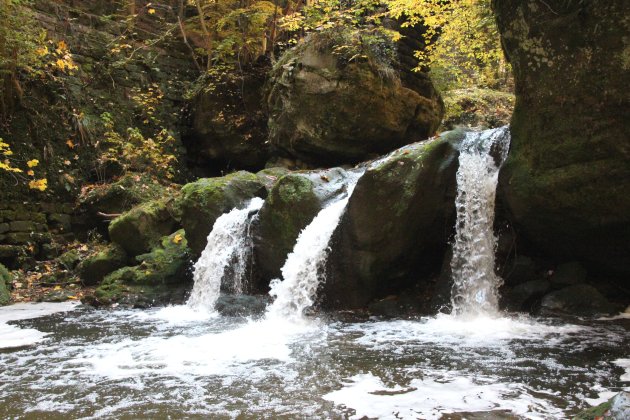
xmin=172 ymin=233 xmax=183 ymax=244
xmin=54 ymin=285 xmax=61 ymax=290
xmin=57 ymin=40 xmax=68 ymax=51
xmin=148 ymin=8 xmax=156 ymax=14
xmin=67 ymin=295 xmax=78 ymax=300
xmin=27 ymin=159 xmax=39 ymax=168
xmin=63 ymin=160 xmax=71 ymax=166
xmin=66 ymin=139 xmax=75 ymax=149
xmin=27 ymin=170 xmax=34 ymax=176
xmin=28 ymin=178 xmax=48 ymax=191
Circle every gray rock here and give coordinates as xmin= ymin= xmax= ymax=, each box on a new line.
xmin=540 ymin=284 xmax=614 ymax=316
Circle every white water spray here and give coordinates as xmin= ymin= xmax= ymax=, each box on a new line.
xmin=450 ymin=126 xmax=511 ymax=317
xmin=266 ymin=171 xmax=364 ymax=320
xmin=187 ymin=197 xmax=264 ymax=311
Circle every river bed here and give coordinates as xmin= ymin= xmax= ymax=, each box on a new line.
xmin=0 ymin=302 xmax=628 ymax=419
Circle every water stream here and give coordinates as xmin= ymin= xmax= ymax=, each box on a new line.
xmin=0 ymin=131 xmax=628 ymax=418
xmin=267 ymin=170 xmax=364 ymax=321
xmin=450 ymin=126 xmax=510 ymax=317
xmin=187 ymin=197 xmax=264 ymax=311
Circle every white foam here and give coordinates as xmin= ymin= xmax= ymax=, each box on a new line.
xmin=0 ymin=301 xmax=79 ymax=323
xmin=351 ymin=314 xmax=584 ymax=349
xmin=0 ymin=302 xmax=79 ymax=349
xmin=133 ymin=305 xmax=218 ymax=324
xmin=614 ymin=359 xmax=630 ymax=382
xmin=77 ymin=316 xmax=321 ymax=379
xmin=324 ymin=371 xmax=564 ymax=419
xmin=597 ymin=306 xmax=630 ymax=321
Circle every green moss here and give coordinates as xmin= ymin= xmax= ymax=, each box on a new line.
xmin=178 ymin=171 xmax=266 ymax=255
xmin=0 ymin=263 xmax=11 ymax=306
xmin=94 ymin=230 xmax=191 ymax=305
xmin=77 ymin=244 xmax=127 ymax=286
xmin=572 ymin=398 xmax=612 ymax=420
xmin=108 ymin=198 xmax=178 ymax=257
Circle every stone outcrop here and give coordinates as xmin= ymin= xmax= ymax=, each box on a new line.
xmin=266 ymin=28 xmax=444 ymax=166
xmin=493 ymin=0 xmax=630 ymax=277
xmin=325 ymin=134 xmax=459 ymax=309
xmin=177 ymin=171 xmax=267 ymax=256
xmin=109 ymin=199 xmax=180 ymax=257
xmin=253 ymin=168 xmax=352 ymax=283
xmin=183 ymin=61 xmax=271 ymax=171
xmin=93 ymin=230 xmax=191 ymax=307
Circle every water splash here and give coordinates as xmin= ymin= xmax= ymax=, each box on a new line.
xmin=450 ymin=126 xmax=511 ymax=317
xmin=266 ymin=170 xmax=364 ymax=320
xmin=187 ymin=197 xmax=264 ymax=311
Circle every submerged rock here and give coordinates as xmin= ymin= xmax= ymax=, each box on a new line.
xmin=539 ymin=284 xmax=615 ymax=316
xmin=506 ymin=279 xmax=550 ymax=312
xmin=325 ymin=135 xmax=459 ymax=309
xmin=266 ymin=28 xmax=443 ymax=166
xmin=494 ymin=0 xmax=630 ymax=278
xmin=177 ymin=171 xmax=266 ymax=256
xmin=92 ymin=230 xmax=191 ymax=307
xmin=253 ymin=168 xmax=351 ymax=283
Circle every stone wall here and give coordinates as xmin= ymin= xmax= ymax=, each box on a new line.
xmin=0 ymin=202 xmax=77 ymax=268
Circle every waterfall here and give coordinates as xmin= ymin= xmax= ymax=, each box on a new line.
xmin=187 ymin=197 xmax=264 ymax=311
xmin=266 ymin=170 xmax=364 ymax=320
xmin=450 ymin=126 xmax=511 ymax=317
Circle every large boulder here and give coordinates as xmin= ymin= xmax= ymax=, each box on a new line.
xmin=177 ymin=171 xmax=267 ymax=256
xmin=183 ymin=61 xmax=270 ymax=170
xmin=325 ymin=135 xmax=459 ymax=309
xmin=493 ymin=1 xmax=630 ymax=277
xmin=109 ymin=199 xmax=179 ymax=257
xmin=266 ymin=28 xmax=443 ymax=166
xmin=253 ymin=168 xmax=351 ymax=283
xmin=93 ymin=230 xmax=191 ymax=307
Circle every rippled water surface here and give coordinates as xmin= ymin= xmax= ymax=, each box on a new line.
xmin=0 ymin=303 xmax=628 ymax=419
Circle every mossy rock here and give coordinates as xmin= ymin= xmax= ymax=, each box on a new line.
xmin=0 ymin=263 xmax=11 ymax=306
xmin=78 ymin=174 xmax=174 ymax=216
xmin=178 ymin=171 xmax=267 ymax=256
xmin=253 ymin=168 xmax=350 ymax=283
xmin=256 ymin=167 xmax=291 ymax=192
xmin=266 ymin=27 xmax=443 ymax=166
xmin=109 ymin=199 xmax=179 ymax=257
xmin=93 ymin=230 xmax=191 ymax=306
xmin=77 ymin=244 xmax=127 ymax=286
xmin=494 ymin=0 xmax=630 ymax=278
xmin=325 ymin=136 xmax=458 ymax=309
xmin=57 ymin=249 xmax=81 ymax=271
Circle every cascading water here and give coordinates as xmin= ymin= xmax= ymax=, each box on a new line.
xmin=450 ymin=126 xmax=511 ymax=317
xmin=266 ymin=170 xmax=364 ymax=320
xmin=186 ymin=197 xmax=264 ymax=311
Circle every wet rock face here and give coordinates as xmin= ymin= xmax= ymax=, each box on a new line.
xmin=493 ymin=0 xmax=630 ymax=277
xmin=177 ymin=171 xmax=267 ymax=256
xmin=325 ymin=136 xmax=459 ymax=309
xmin=183 ymin=61 xmax=271 ymax=171
xmin=266 ymin=28 xmax=444 ymax=166
xmin=253 ymin=168 xmax=351 ymax=285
